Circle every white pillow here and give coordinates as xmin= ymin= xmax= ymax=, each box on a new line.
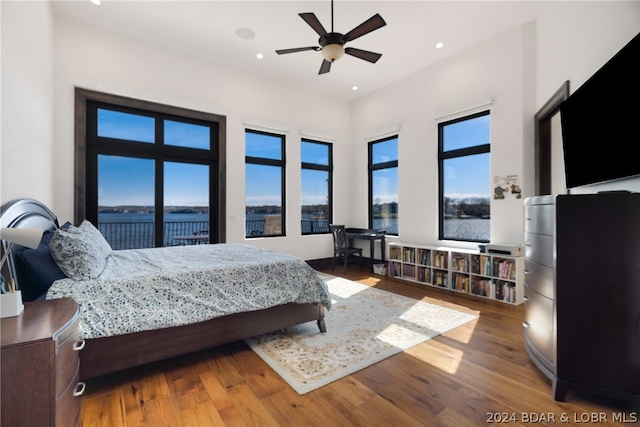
xmin=50 ymin=220 xmax=112 ymax=280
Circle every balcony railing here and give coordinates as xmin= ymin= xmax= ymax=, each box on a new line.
xmin=99 ymin=219 xmax=331 ymax=250
xmin=246 ymin=219 xmax=265 ymax=237
xmin=99 ymin=221 xmax=209 ymax=250
xmin=301 ymin=219 xmax=329 ymax=234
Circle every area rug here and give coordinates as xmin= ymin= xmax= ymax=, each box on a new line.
xmin=244 ymin=272 xmax=478 ymax=395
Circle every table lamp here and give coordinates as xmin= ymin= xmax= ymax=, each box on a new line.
xmin=1 ymin=227 xmax=44 ymax=318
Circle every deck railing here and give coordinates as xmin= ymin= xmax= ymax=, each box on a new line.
xmin=99 ymin=221 xmax=209 ymax=250
xmin=99 ymin=219 xmax=330 ymax=249
xmin=301 ymin=219 xmax=330 ymax=234
xmin=245 ymin=219 xmax=266 ymax=237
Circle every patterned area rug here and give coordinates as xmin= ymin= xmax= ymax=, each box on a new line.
xmin=244 ymin=272 xmax=478 ymax=395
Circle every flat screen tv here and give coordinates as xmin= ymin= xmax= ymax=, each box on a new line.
xmin=560 ymin=32 xmax=640 ymax=189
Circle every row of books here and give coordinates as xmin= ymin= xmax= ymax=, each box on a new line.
xmin=389 ymin=247 xmax=402 ymax=261
xmin=493 ymin=259 xmax=516 ymax=280
xmin=416 ymin=248 xmax=431 ymax=265
xmin=433 ymin=251 xmax=448 ymax=269
xmin=470 ymin=277 xmax=492 ymax=297
xmin=495 ymin=281 xmax=517 ymax=303
xmin=389 ymin=250 xmax=514 ymax=280
xmin=389 ymin=261 xmax=402 ymax=277
xmin=470 ymin=255 xmax=492 ymax=276
xmin=452 ymin=273 xmax=469 ymax=292
xmin=401 ymin=247 xmax=415 ymax=263
xmin=451 ymin=254 xmax=470 ymax=272
xmin=393 ymin=265 xmax=516 ymax=302
xmin=433 ymin=270 xmax=449 ymax=287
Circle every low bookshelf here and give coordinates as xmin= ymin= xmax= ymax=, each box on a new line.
xmin=388 ymin=242 xmax=524 ymax=305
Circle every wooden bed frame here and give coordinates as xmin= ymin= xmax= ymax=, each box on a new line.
xmin=0 ymin=198 xmax=326 ymax=380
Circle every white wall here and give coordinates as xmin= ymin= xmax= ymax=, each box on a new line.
xmin=351 ymin=1 xmax=639 ymax=252
xmin=351 ymin=23 xmax=535 ymax=250
xmin=537 ymin=1 xmax=640 ymax=196
xmin=2 ymin=1 xmax=638 ymax=260
xmin=1 ymin=1 xmax=55 ymax=208
xmin=51 ymin=15 xmax=353 ymax=260
xmin=536 ymin=1 xmax=639 ymax=110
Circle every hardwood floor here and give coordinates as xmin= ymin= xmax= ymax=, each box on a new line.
xmin=78 ymin=269 xmax=638 ymax=426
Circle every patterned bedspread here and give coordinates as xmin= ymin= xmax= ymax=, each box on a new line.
xmin=46 ymin=244 xmax=331 ymax=340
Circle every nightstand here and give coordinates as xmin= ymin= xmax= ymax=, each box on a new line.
xmin=1 ymin=297 xmax=85 ymax=427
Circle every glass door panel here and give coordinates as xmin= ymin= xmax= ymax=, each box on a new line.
xmin=97 ymin=155 xmax=155 ymax=249
xmin=164 ymin=162 xmax=210 ymax=246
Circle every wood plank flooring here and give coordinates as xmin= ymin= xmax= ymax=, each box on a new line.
xmin=78 ymin=269 xmax=638 ymax=426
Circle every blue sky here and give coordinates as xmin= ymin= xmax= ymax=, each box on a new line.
xmin=97 ymin=110 xmax=489 ymax=207
xmin=442 ymin=114 xmax=491 ymax=199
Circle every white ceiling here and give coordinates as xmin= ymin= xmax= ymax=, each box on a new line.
xmin=51 ymin=0 xmax=544 ymax=101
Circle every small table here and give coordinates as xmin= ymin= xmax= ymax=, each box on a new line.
xmin=173 ymin=234 xmax=209 ymax=245
xmin=345 ymin=228 xmax=387 ymax=271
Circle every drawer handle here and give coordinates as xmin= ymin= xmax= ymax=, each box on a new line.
xmin=73 ymin=382 xmax=86 ymax=397
xmin=73 ymin=340 xmax=86 ymax=351
xmin=523 ymin=269 xmax=530 ymax=275
xmin=522 ymin=295 xmax=530 ymax=302
xmin=522 ymin=321 xmax=531 ymax=329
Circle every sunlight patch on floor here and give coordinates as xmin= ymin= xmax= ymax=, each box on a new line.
xmin=404 ymin=341 xmax=466 ymax=375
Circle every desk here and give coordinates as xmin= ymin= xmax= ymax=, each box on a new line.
xmin=345 ymin=228 xmax=386 ymax=270
xmin=173 ymin=234 xmax=209 ymax=245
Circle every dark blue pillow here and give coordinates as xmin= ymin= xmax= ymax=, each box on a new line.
xmin=16 ymin=229 xmax=68 ymax=300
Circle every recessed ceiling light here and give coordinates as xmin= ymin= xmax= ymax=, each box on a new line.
xmin=235 ymin=27 xmax=255 ymax=40
xmin=436 ymin=42 xmax=444 ymax=49
xmin=352 ymin=86 xmax=359 ymax=91
xmin=91 ymin=0 xmax=101 ymax=5
xmin=256 ymin=53 xmax=264 ymax=60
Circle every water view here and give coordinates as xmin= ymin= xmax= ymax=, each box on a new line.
xmin=99 ymin=211 xmax=487 ymax=250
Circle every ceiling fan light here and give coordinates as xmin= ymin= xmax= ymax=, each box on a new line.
xmin=321 ymin=44 xmax=345 ymax=62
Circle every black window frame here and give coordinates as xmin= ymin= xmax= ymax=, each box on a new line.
xmin=368 ymin=135 xmax=399 ymax=236
xmin=75 ymin=88 xmax=226 ymax=246
xmin=245 ymin=128 xmax=286 ymax=238
xmin=300 ymin=139 xmax=333 ymax=235
xmin=438 ymin=110 xmax=490 ymax=243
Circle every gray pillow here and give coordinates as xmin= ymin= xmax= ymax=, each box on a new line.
xmin=50 ymin=220 xmax=112 ymax=280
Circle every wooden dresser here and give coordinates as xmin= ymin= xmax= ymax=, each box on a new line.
xmin=1 ymin=297 xmax=85 ymax=427
xmin=524 ymin=193 xmax=640 ymax=406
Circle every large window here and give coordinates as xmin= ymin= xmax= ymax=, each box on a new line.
xmin=75 ymin=89 xmax=226 ymax=249
xmin=301 ymin=140 xmax=332 ymax=234
xmin=438 ymin=111 xmax=490 ymax=242
xmin=368 ymin=136 xmax=398 ymax=235
xmin=245 ymin=129 xmax=286 ymax=237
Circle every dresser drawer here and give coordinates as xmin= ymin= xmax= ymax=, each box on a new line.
xmin=524 ymin=259 xmax=555 ymax=300
xmin=55 ymin=316 xmax=81 ymax=399
xmin=55 ymin=366 xmax=82 ymax=427
xmin=524 ymin=204 xmax=555 ymax=236
xmin=523 ymin=284 xmax=555 ymax=367
xmin=524 ymin=232 xmax=554 ymax=267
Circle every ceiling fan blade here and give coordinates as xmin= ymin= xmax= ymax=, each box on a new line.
xmin=299 ymin=12 xmax=328 ymax=37
xmin=344 ymin=47 xmax=382 ymax=63
xmin=343 ymin=13 xmax=386 ymax=42
xmin=276 ymin=46 xmax=320 ymax=55
xmin=318 ymin=59 xmax=332 ymax=75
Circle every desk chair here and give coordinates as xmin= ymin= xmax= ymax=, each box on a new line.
xmin=330 ymin=225 xmax=364 ymax=274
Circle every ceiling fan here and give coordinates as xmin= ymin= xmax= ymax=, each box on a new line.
xmin=275 ymin=0 xmax=386 ymax=75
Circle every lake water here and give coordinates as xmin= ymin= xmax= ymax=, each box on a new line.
xmin=444 ymin=218 xmax=490 ymax=242
xmin=98 ymin=213 xmax=488 ymax=248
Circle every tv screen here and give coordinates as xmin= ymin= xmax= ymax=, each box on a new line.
xmin=560 ymin=32 xmax=640 ymax=189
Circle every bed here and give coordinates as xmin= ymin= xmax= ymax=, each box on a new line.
xmin=0 ymin=198 xmax=331 ymax=380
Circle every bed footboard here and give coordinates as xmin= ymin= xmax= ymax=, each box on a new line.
xmin=80 ymin=302 xmax=325 ymax=380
